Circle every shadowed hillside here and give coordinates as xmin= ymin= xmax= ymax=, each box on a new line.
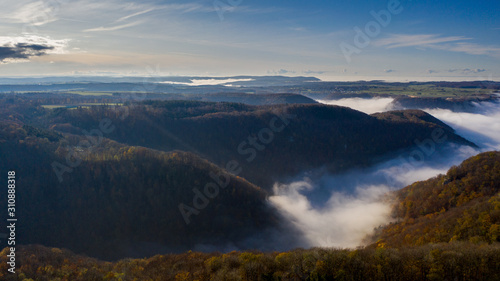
xmin=0 ymin=121 xmax=297 ymax=260
xmin=43 ymin=101 xmax=475 ymax=189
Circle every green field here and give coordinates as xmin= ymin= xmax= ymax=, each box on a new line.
xmin=357 ymin=84 xmax=493 ymax=97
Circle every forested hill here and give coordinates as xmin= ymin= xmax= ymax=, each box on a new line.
xmin=43 ymin=100 xmax=474 ymax=189
xmin=372 ymin=151 xmax=500 ymax=247
xmin=2 ymin=241 xmax=499 ymax=280
xmin=192 ymin=93 xmax=318 ymax=105
xmin=0 ymin=100 xmax=479 ymax=260
xmin=0 ymin=121 xmax=297 ymax=260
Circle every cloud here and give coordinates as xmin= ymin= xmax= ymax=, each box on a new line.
xmin=447 ymin=68 xmax=487 ymax=74
xmin=232 ymin=6 xmax=287 ymax=15
xmin=441 ymin=43 xmax=500 ymax=58
xmin=425 ymin=68 xmax=487 ymax=75
xmin=270 ymin=99 xmax=500 ymax=249
xmin=268 ymin=144 xmax=477 ymax=248
xmin=425 ymin=101 xmax=500 ymax=150
xmin=267 ymin=69 xmax=296 ymax=75
xmin=0 ymin=35 xmax=69 ymax=63
xmin=160 ymin=78 xmax=255 ymax=86
xmin=317 ymin=97 xmax=395 ymax=114
xmin=82 ymin=2 xmax=214 ymax=33
xmin=374 ymin=34 xmax=468 ymax=49
xmin=83 ymin=21 xmax=143 ymax=32
xmin=0 ymin=43 xmax=54 ymax=62
xmin=4 ymin=0 xmax=60 ymax=26
xmin=303 ymin=70 xmax=327 ymax=75
xmin=269 ymin=181 xmax=392 ymax=248
xmin=374 ymin=34 xmax=500 ymax=58
xmin=116 ymin=8 xmax=154 ymax=22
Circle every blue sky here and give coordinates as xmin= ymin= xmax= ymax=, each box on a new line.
xmin=0 ymin=0 xmax=499 ymax=81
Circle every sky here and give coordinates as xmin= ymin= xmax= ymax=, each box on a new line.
xmin=0 ymin=0 xmax=499 ymax=81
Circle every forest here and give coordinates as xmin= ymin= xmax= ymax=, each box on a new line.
xmin=1 ymin=98 xmax=474 ymax=189
xmin=0 ymin=92 xmax=499 ymax=279
xmin=373 ymin=151 xmax=500 ymax=248
xmin=0 ymin=241 xmax=498 ymax=280
xmin=1 ymin=150 xmax=498 ymax=280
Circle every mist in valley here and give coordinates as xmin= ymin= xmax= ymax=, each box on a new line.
xmin=317 ymin=97 xmax=395 ymax=114
xmin=269 ymin=97 xmax=500 ymax=248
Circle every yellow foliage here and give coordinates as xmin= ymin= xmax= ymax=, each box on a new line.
xmin=175 ymin=272 xmax=190 ymax=281
xmin=488 ymin=224 xmax=500 ymax=242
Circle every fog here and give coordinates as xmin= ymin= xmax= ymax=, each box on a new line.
xmin=426 ymin=102 xmax=500 ymax=150
xmin=270 ymin=182 xmax=391 ymax=247
xmin=270 ymin=98 xmax=500 ymax=249
xmin=161 ymin=78 xmax=254 ymax=86
xmin=317 ymin=97 xmax=395 ymax=114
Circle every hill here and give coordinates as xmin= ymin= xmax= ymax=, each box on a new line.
xmin=372 ymin=151 xmax=500 ymax=247
xmin=391 ymin=95 xmax=499 ymax=112
xmin=0 ymin=121 xmax=295 ymax=260
xmin=191 ymin=93 xmax=318 ymax=105
xmin=43 ymin=101 xmax=475 ymax=189
xmin=0 ymin=99 xmax=480 ymax=261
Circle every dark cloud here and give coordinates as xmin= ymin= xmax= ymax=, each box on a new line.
xmin=0 ymin=43 xmax=55 ymax=62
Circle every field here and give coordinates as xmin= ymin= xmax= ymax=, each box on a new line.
xmin=357 ymin=84 xmax=493 ymax=97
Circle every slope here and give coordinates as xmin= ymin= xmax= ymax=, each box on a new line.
xmin=45 ymin=101 xmax=475 ymax=189
xmin=0 ymin=121 xmax=290 ymax=260
xmin=373 ymin=151 xmax=500 ymax=248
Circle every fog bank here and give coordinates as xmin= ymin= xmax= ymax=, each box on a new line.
xmin=317 ymin=97 xmax=395 ymax=114
xmin=270 ymin=98 xmax=500 ymax=249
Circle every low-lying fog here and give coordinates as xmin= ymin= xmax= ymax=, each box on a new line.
xmin=270 ymin=97 xmax=500 ymax=248
xmin=317 ymin=97 xmax=395 ymax=114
